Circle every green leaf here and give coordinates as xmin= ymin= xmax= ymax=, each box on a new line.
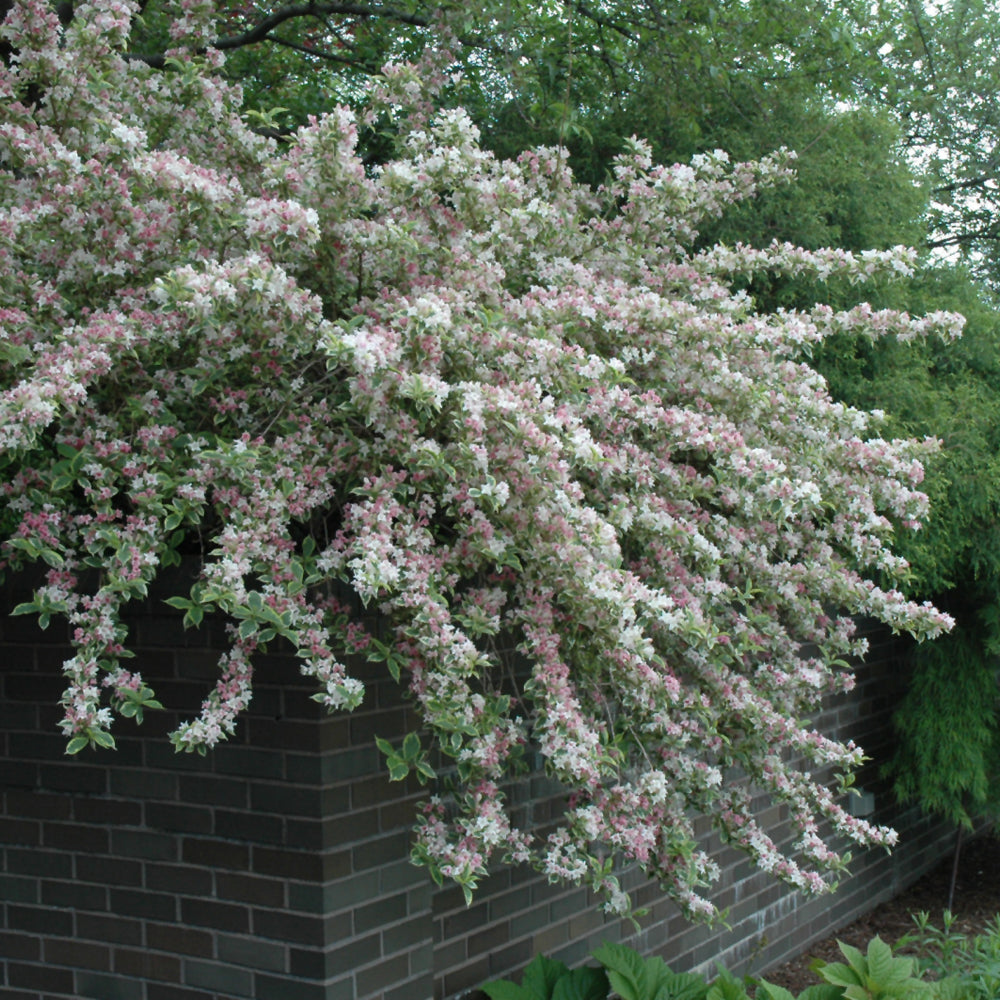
xmin=415 ymin=760 xmax=437 ymax=783
xmin=386 ymin=653 xmax=402 ymax=682
xmin=91 ymin=729 xmax=116 ymax=750
xmin=480 ymin=981 xmax=533 ymax=1000
xmin=11 ymin=602 xmax=38 ymax=616
xmin=522 ymin=954 xmax=571 ymax=1000
xmin=183 ymin=606 xmax=205 ymax=628
xmin=795 ymin=987 xmax=844 ymax=1000
xmin=841 ymin=987 xmax=872 ymax=1000
xmin=402 ymin=731 xmax=421 ymax=759
xmin=662 ymin=970 xmax=710 ymax=1000
xmin=7 ymin=537 xmax=38 ymax=556
xmin=593 ymin=942 xmax=647 ymax=1000
xmin=238 ymin=618 xmax=258 ymax=639
xmin=819 ymin=962 xmax=862 ymax=989
xmin=258 ymin=605 xmax=285 ymax=628
xmin=552 ymin=966 xmax=609 ymax=1000
xmin=164 ymin=596 xmax=193 ymax=610
xmin=864 ymin=937 xmax=904 ymax=988
xmin=65 ymin=736 xmax=90 ymax=755
xmin=755 ymin=984 xmax=796 ymax=1000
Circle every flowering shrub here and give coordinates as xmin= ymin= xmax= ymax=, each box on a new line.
xmin=0 ymin=0 xmax=961 ymax=920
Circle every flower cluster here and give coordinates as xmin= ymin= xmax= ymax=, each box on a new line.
xmin=0 ymin=0 xmax=958 ymax=920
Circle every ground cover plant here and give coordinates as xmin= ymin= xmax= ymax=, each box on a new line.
xmin=480 ymin=937 xmax=959 ymax=1000
xmin=899 ymin=911 xmax=1000 ymax=999
xmin=0 ymin=0 xmax=961 ymax=920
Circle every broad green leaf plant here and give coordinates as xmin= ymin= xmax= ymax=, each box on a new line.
xmin=482 ymin=937 xmax=957 ymax=1000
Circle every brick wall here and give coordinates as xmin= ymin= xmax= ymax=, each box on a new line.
xmin=1 ymin=570 xmax=962 ymax=1000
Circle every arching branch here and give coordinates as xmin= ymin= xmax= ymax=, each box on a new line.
xmin=128 ymin=2 xmax=433 ymax=68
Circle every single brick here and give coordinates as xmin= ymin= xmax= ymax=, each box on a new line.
xmin=143 ymin=862 xmax=211 ymax=897
xmin=251 ymin=845 xmax=346 ymax=882
xmin=356 ymin=951 xmax=409 ymax=997
xmin=145 ymin=977 xmax=213 ymax=1000
xmin=181 ymin=836 xmax=251 ymax=871
xmin=254 ymin=909 xmax=329 ymax=949
xmin=183 ymin=959 xmax=253 ymax=997
xmin=75 ymin=970 xmax=145 ymax=1000
xmin=0 ymin=930 xmax=42 ymax=961
xmin=0 ymin=817 xmax=40 ymax=846
xmin=0 ymin=758 xmax=39 ymax=789
xmin=146 ymin=801 xmax=214 ymax=835
xmin=38 ymin=762 xmax=108 ymax=795
xmin=7 ymin=903 xmax=74 ymax=937
xmin=382 ymin=914 xmax=434 ymax=955
xmin=41 ymin=879 xmax=109 ymax=911
xmin=215 ymin=872 xmax=286 ymax=907
xmin=109 ymin=887 xmax=177 ymax=922
xmin=215 ymin=808 xmax=285 ymax=845
xmin=74 ymin=796 xmax=142 ymax=825
xmin=114 ymin=948 xmax=183 ymax=982
xmin=145 ymin=922 xmax=213 ymax=958
xmin=215 ymin=932 xmax=287 ymax=973
xmin=253 ymin=973 xmax=333 ymax=1000
xmin=111 ymin=828 xmax=179 ymax=862
xmin=179 ymin=773 xmax=247 ymax=808
xmin=249 ymin=780 xmax=322 ymax=818
xmin=43 ymin=938 xmax=112 ymax=972
xmin=180 ymin=897 xmax=251 ymax=934
xmin=6 ymin=847 xmax=73 ymax=879
xmin=43 ymin=821 xmax=110 ymax=853
xmin=109 ymin=766 xmax=181 ymax=802
xmin=7 ymin=960 xmax=75 ymax=993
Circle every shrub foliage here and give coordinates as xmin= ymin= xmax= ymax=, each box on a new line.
xmin=0 ymin=0 xmax=958 ymax=918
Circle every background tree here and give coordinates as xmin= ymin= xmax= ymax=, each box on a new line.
xmin=870 ymin=0 xmax=1000 ymax=287
xmin=815 ymin=264 xmax=1000 ymax=882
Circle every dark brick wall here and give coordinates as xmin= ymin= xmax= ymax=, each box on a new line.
xmin=1 ymin=572 xmax=962 ymax=1000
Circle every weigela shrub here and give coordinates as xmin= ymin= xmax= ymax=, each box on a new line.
xmin=0 ymin=0 xmax=960 ymax=919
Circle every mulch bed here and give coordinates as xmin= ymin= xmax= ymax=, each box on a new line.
xmin=761 ymin=832 xmax=1000 ymax=993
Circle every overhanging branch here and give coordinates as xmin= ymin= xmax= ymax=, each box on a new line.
xmin=128 ymin=2 xmax=432 ymax=68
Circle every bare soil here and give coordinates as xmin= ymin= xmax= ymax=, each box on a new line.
xmin=762 ymin=833 xmax=1000 ymax=993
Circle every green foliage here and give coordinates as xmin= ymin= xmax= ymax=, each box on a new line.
xmin=697 ymin=106 xmax=926 ymax=315
xmin=483 ymin=943 xmax=710 ymax=1000
xmin=818 ymin=938 xmax=931 ymax=999
xmin=884 ymin=631 xmax=1000 ymax=829
xmin=375 ymin=731 xmax=437 ymax=784
xmin=813 ymin=264 xmax=1000 ymax=830
xmin=898 ymin=910 xmax=1000 ymax=1000
xmin=815 ymin=268 xmax=1000 ymax=600
xmin=593 ymin=941 xmax=709 ymax=1000
xmin=757 ymin=984 xmax=842 ymax=1000
xmin=873 ymin=0 xmax=1000 ymax=287
xmin=481 ymin=938 xmax=958 ymax=1000
xmin=481 ymin=954 xmax=609 ymax=1000
xmin=707 ymin=966 xmax=757 ymax=1000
